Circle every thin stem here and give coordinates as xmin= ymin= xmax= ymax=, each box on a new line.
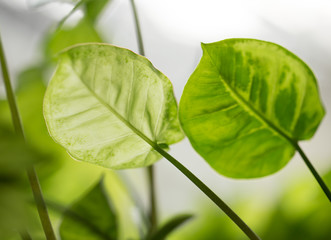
xmin=129 ymin=0 xmax=145 ymax=56
xmin=147 ymin=165 xmax=157 ymax=235
xmin=129 ymin=0 xmax=157 ymax=234
xmin=293 ymin=142 xmax=331 ymax=202
xmin=0 ymin=33 xmax=56 ymax=240
xmin=0 ymin=35 xmax=24 ymax=138
xmin=106 ymin=104 xmax=260 ymax=239
xmin=56 ymin=0 xmax=86 ymax=32
xmin=26 ymin=167 xmax=56 ymax=239
xmin=74 ymin=52 xmax=261 ymax=239
xmin=118 ymin=171 xmax=149 ymax=224
xmin=152 ymin=145 xmax=261 ymax=240
xmin=127 ymin=0 xmax=259 ymax=238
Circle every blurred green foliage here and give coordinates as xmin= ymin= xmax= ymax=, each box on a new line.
xmin=170 ymin=171 xmax=331 ymax=240
xmin=1 ymin=0 xmax=330 ymax=239
xmin=0 ymin=65 xmax=68 ymax=180
xmin=60 ymin=178 xmax=118 ymax=240
xmin=84 ymin=0 xmax=110 ymax=22
xmin=45 ymin=17 xmax=102 ymax=60
xmin=0 ymin=126 xmax=43 ymax=239
xmin=0 ymin=0 xmax=108 ymax=181
xmin=149 ymin=214 xmax=193 ymax=240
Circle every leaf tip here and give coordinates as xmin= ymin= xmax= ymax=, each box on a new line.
xmin=200 ymin=42 xmax=208 ymax=50
xmin=99 ymin=173 xmax=106 ymax=183
xmin=181 ymin=213 xmax=195 ymax=221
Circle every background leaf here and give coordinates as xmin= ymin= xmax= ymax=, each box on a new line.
xmin=84 ymin=0 xmax=110 ymax=23
xmin=148 ymin=214 xmax=193 ymax=240
xmin=170 ymin=169 xmax=331 ymax=240
xmin=45 ymin=17 xmax=103 ymax=60
xmin=55 ymin=0 xmax=111 ymax=33
xmin=60 ymin=178 xmax=118 ymax=240
xmin=43 ymin=43 xmax=184 ymax=169
xmin=0 ymin=65 xmax=71 ymax=180
xmin=179 ymin=38 xmax=325 ymax=178
xmin=0 ymin=125 xmax=44 ymax=239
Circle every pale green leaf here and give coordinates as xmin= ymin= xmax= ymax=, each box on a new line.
xmin=43 ymin=43 xmax=184 ymax=169
xmin=148 ymin=214 xmax=193 ymax=240
xmin=60 ymin=178 xmax=117 ymax=240
xmin=179 ymin=38 xmax=325 ymax=178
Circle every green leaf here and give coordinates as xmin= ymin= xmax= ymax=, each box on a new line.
xmin=179 ymin=38 xmax=325 ymax=178
xmin=84 ymin=0 xmax=110 ymax=22
xmin=0 ymin=125 xmax=43 ymax=238
xmin=43 ymin=43 xmax=184 ymax=169
xmin=149 ymin=214 xmax=193 ymax=240
xmin=0 ymin=127 xmax=39 ymax=178
xmin=8 ymin=65 xmax=68 ymax=179
xmin=45 ymin=18 xmax=102 ymax=59
xmin=55 ymin=0 xmax=110 ymax=32
xmin=60 ymin=178 xmax=118 ymax=240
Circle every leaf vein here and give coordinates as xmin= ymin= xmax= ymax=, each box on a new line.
xmin=203 ymin=47 xmax=294 ymax=144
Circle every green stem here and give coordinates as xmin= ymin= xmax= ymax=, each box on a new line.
xmin=147 ymin=165 xmax=157 ymax=235
xmin=127 ymin=0 xmax=259 ymax=239
xmin=0 ymin=33 xmax=56 ymax=240
xmin=293 ymin=142 xmax=331 ymax=202
xmin=80 ymin=72 xmax=261 ymax=240
xmin=0 ymin=37 xmax=24 ymax=138
xmin=118 ymin=172 xmax=150 ymax=224
xmin=26 ymin=167 xmax=56 ymax=239
xmin=129 ymin=0 xmax=157 ymax=234
xmin=152 ymin=145 xmax=261 ymax=240
xmin=56 ymin=0 xmax=86 ymax=32
xmin=129 ymin=0 xmax=145 ymax=56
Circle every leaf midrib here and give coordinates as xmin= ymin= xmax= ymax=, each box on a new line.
xmin=203 ymin=47 xmax=295 ymax=145
xmin=69 ymin=60 xmax=159 ymax=151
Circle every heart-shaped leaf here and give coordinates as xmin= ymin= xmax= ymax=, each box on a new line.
xmin=59 ymin=178 xmax=117 ymax=240
xmin=179 ymin=39 xmax=325 ymax=178
xmin=43 ymin=43 xmax=184 ymax=169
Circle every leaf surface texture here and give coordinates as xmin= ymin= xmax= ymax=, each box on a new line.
xmin=44 ymin=44 xmax=184 ymax=169
xmin=179 ymin=39 xmax=325 ymax=178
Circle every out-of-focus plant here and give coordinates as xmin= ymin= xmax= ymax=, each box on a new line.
xmin=170 ymin=170 xmax=331 ymax=240
xmin=0 ymin=125 xmax=44 ymax=239
xmin=1 ymin=0 xmax=329 ymax=239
